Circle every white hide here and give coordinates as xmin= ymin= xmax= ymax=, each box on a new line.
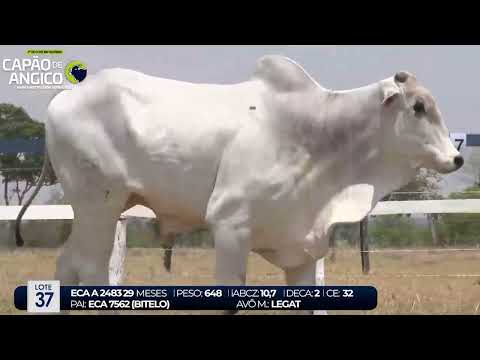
xmin=44 ymin=55 xmax=460 ymax=298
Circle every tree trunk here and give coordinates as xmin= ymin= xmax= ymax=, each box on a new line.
xmin=18 ymin=180 xmax=32 ymax=206
xmin=15 ymin=179 xmax=20 ymax=204
xmin=3 ymin=175 xmax=9 ymax=205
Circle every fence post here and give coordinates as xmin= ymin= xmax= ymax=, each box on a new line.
xmin=109 ymin=219 xmax=127 ymax=285
xmin=329 ymin=232 xmax=336 ymax=263
xmin=360 ymin=216 xmax=370 ymax=274
xmin=314 ymin=258 xmax=327 ymax=315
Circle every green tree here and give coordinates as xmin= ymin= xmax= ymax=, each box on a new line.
xmin=0 ymin=103 xmax=56 ymax=205
xmin=383 ymin=168 xmax=443 ymax=201
xmin=460 ymin=148 xmax=480 ymax=188
xmin=369 ymin=214 xmax=432 ymax=248
xmin=438 ymin=148 xmax=480 ymax=247
xmin=441 ymin=180 xmax=480 ymax=247
xmin=374 ymin=168 xmax=444 ymax=247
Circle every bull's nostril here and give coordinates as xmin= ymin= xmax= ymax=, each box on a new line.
xmin=454 ymin=155 xmax=464 ymax=168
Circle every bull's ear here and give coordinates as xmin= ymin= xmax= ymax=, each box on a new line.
xmin=381 ymin=81 xmax=401 ymax=107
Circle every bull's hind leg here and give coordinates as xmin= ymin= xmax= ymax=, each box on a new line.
xmin=55 ymin=197 xmax=127 ymax=315
xmin=55 ymin=192 xmax=128 ymax=288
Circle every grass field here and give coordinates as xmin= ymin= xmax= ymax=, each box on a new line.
xmin=1 ymin=247 xmax=479 ymax=315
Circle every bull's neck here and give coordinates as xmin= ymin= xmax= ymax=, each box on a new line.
xmin=306 ymin=83 xmax=417 ymax=204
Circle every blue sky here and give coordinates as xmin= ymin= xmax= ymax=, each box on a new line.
xmin=0 ymin=45 xmax=479 ymax=202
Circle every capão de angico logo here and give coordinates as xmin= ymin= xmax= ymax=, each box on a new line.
xmin=2 ymin=50 xmax=88 ymax=89
xmin=65 ymin=60 xmax=87 ymax=84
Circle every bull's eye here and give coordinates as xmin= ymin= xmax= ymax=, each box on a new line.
xmin=413 ymin=100 xmax=426 ymax=116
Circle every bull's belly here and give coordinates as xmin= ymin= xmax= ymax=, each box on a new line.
xmin=251 ymin=229 xmax=329 ymax=268
xmin=125 ymin=155 xmax=219 ymax=226
xmin=253 ymin=243 xmax=327 ymax=269
xmin=247 ymin=209 xmax=332 ymax=268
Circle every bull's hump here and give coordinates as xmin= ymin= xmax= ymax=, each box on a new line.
xmin=252 ymin=55 xmax=324 ymax=92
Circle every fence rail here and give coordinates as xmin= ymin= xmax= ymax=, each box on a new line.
xmin=0 ymin=204 xmax=154 ymax=220
xmin=2 ymin=203 xmax=479 ymax=284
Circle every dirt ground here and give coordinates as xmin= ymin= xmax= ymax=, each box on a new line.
xmin=1 ymin=247 xmax=479 ymax=315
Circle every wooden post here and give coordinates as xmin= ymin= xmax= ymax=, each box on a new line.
xmin=163 ymin=233 xmax=175 ymax=272
xmin=109 ymin=219 xmax=127 ymax=285
xmin=360 ymin=217 xmax=370 ymax=274
xmin=314 ymin=258 xmax=327 ymax=315
xmin=329 ymin=231 xmax=336 ymax=263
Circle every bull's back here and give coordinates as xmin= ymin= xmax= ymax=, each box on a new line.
xmin=46 ymin=68 xmax=264 ymax=222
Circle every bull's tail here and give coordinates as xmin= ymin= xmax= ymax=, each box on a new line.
xmin=15 ymin=147 xmax=51 ymax=247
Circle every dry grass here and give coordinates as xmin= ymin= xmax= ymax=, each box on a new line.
xmin=1 ymin=247 xmax=479 ymax=315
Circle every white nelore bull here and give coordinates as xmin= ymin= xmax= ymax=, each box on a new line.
xmin=16 ymin=55 xmax=463 ymax=314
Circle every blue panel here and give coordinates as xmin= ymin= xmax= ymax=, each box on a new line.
xmin=466 ymin=134 xmax=480 ymax=147
xmin=0 ymin=139 xmax=45 ymax=154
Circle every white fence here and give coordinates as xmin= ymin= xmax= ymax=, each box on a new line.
xmin=0 ymin=204 xmax=155 ymax=221
xmin=370 ymin=199 xmax=480 ymax=215
xmin=5 ymin=199 xmax=480 ymax=221
xmin=3 ymin=200 xmax=480 ymax=282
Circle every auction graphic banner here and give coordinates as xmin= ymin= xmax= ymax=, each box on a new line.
xmin=15 ymin=281 xmax=377 ymax=313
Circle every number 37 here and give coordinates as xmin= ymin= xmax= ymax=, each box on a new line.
xmin=35 ymin=292 xmax=53 ymax=307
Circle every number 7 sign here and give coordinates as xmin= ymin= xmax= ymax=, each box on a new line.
xmin=449 ymin=132 xmax=466 ymax=152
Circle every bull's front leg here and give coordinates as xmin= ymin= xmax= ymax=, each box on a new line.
xmin=212 ymin=223 xmax=251 ymax=315
xmin=284 ymin=258 xmax=328 ymax=315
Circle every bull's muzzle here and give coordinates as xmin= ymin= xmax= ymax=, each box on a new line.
xmin=454 ymin=155 xmax=464 ymax=169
